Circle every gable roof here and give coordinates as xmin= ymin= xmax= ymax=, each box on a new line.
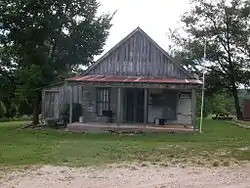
xmin=84 ymin=27 xmax=195 ymax=79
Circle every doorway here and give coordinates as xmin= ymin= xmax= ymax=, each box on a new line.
xmin=124 ymin=88 xmax=145 ymax=123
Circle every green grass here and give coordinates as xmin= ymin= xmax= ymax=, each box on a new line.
xmin=234 ymin=120 xmax=250 ymax=127
xmin=0 ymin=120 xmax=250 ymax=167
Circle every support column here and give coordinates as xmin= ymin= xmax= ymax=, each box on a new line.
xmin=134 ymin=90 xmax=137 ymax=123
xmin=144 ymin=88 xmax=148 ymax=125
xmin=42 ymin=90 xmax=46 ymax=119
xmin=69 ymin=85 xmax=73 ymax=124
xmin=78 ymin=85 xmax=82 ymax=104
xmin=191 ymin=89 xmax=196 ymax=129
xmin=117 ymin=88 xmax=121 ymax=127
xmin=82 ymin=86 xmax=90 ymax=123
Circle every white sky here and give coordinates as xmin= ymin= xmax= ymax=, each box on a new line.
xmin=97 ymin=0 xmax=191 ymax=59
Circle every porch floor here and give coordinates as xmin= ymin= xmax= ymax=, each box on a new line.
xmin=67 ymin=123 xmax=197 ymax=134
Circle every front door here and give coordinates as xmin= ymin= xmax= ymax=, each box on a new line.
xmin=125 ymin=88 xmax=144 ymax=123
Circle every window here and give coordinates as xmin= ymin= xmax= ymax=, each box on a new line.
xmin=96 ymin=88 xmax=110 ymax=116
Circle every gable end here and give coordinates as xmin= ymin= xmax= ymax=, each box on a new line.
xmin=85 ymin=27 xmax=195 ymax=79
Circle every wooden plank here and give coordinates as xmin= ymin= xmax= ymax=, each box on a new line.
xmin=144 ymin=88 xmax=148 ymax=124
xmin=85 ymin=27 xmax=194 ymax=79
xmin=44 ymin=90 xmax=60 ymax=93
xmin=133 ymin=90 xmax=137 ymax=123
xmin=69 ymin=85 xmax=73 ymax=124
xmin=78 ymin=85 xmax=82 ymax=104
xmin=70 ymin=82 xmax=201 ymax=90
xmin=41 ymin=90 xmax=45 ymax=118
xmin=54 ymin=92 xmax=60 ymax=119
xmin=191 ymin=89 xmax=197 ymax=128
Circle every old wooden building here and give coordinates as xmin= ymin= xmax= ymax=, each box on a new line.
xmin=42 ymin=27 xmax=202 ymax=128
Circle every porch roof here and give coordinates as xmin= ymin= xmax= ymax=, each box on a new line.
xmin=66 ymin=75 xmax=202 ymax=85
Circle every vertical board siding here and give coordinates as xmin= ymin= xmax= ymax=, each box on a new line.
xmin=176 ymin=91 xmax=192 ymax=125
xmin=42 ymin=85 xmax=65 ymax=119
xmin=88 ymin=32 xmax=188 ymax=78
xmin=42 ymin=84 xmax=84 ymax=120
xmin=42 ymin=84 xmax=194 ymax=126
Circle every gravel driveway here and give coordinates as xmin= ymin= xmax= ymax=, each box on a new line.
xmin=1 ymin=164 xmax=250 ymax=188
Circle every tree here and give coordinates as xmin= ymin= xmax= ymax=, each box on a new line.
xmin=0 ymin=101 xmax=7 ymax=118
xmin=168 ymin=0 xmax=250 ymax=120
xmin=7 ymin=103 xmax=18 ymax=118
xmin=0 ymin=47 xmax=16 ymax=102
xmin=196 ymin=91 xmax=235 ymax=117
xmin=1 ymin=0 xmax=114 ymax=124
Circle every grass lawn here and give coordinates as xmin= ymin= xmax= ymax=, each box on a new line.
xmin=0 ymin=120 xmax=250 ymax=168
xmin=234 ymin=120 xmax=250 ymax=128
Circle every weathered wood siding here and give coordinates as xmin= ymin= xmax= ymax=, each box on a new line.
xmin=81 ymin=87 xmax=119 ymax=123
xmin=174 ymin=92 xmax=192 ymax=125
xmin=88 ymin=32 xmax=189 ymax=78
xmin=42 ymin=84 xmax=84 ymax=119
xmin=147 ymin=89 xmax=193 ymax=125
xmin=79 ymin=87 xmax=193 ymax=125
xmin=147 ymin=89 xmax=177 ymax=123
xmin=42 ymin=84 xmax=117 ymax=122
xmin=42 ymin=85 xmax=66 ymax=119
xmin=42 ymin=84 xmax=194 ymax=125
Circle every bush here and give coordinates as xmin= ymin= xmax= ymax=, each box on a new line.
xmin=47 ymin=119 xmax=58 ymax=128
xmin=60 ymin=104 xmax=69 ymax=124
xmin=18 ymin=100 xmax=32 ymax=116
xmin=0 ymin=117 xmax=10 ymax=122
xmin=19 ymin=115 xmax=32 ymax=121
xmin=7 ymin=103 xmax=18 ymax=118
xmin=0 ymin=114 xmax=32 ymax=122
xmin=60 ymin=103 xmax=82 ymax=123
xmin=46 ymin=119 xmax=66 ymax=129
xmin=0 ymin=101 xmax=7 ymax=118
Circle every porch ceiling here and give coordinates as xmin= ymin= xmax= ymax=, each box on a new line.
xmin=66 ymin=75 xmax=202 ymax=85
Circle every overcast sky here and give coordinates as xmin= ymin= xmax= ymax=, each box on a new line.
xmin=97 ymin=0 xmax=191 ymax=59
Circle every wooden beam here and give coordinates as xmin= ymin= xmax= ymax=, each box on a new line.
xmin=69 ymin=85 xmax=73 ymax=124
xmin=44 ymin=90 xmax=60 ymax=93
xmin=191 ymin=89 xmax=196 ymax=128
xmin=134 ymin=90 xmax=137 ymax=123
xmin=41 ymin=90 xmax=45 ymax=119
xmin=68 ymin=81 xmax=202 ymax=90
xmin=144 ymin=88 xmax=148 ymax=124
xmin=117 ymin=88 xmax=122 ymax=127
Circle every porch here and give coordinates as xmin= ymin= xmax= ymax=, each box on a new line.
xmin=66 ymin=75 xmax=201 ymax=128
xmin=67 ymin=122 xmax=196 ymax=134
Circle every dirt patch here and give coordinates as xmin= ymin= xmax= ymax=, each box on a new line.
xmin=1 ymin=164 xmax=250 ymax=188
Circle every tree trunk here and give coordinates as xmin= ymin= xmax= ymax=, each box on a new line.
xmin=231 ymin=84 xmax=243 ymax=120
xmin=32 ymin=91 xmax=41 ymax=125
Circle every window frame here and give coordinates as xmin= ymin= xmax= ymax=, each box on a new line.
xmin=96 ymin=87 xmax=111 ymax=116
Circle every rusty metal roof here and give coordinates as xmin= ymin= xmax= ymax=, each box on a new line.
xmin=66 ymin=75 xmax=202 ymax=85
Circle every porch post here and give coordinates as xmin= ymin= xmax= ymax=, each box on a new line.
xmin=69 ymin=85 xmax=73 ymax=124
xmin=41 ymin=90 xmax=46 ymax=120
xmin=191 ymin=89 xmax=196 ymax=129
xmin=133 ymin=90 xmax=137 ymax=123
xmin=144 ymin=88 xmax=148 ymax=125
xmin=117 ymin=88 xmax=121 ymax=127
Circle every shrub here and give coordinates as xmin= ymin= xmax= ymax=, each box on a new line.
xmin=60 ymin=103 xmax=82 ymax=123
xmin=18 ymin=100 xmax=32 ymax=115
xmin=7 ymin=103 xmax=18 ymax=118
xmin=0 ymin=101 xmax=7 ymax=118
xmin=19 ymin=115 xmax=32 ymax=121
xmin=0 ymin=117 xmax=9 ymax=122
xmin=60 ymin=104 xmax=69 ymax=124
xmin=47 ymin=119 xmax=58 ymax=128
